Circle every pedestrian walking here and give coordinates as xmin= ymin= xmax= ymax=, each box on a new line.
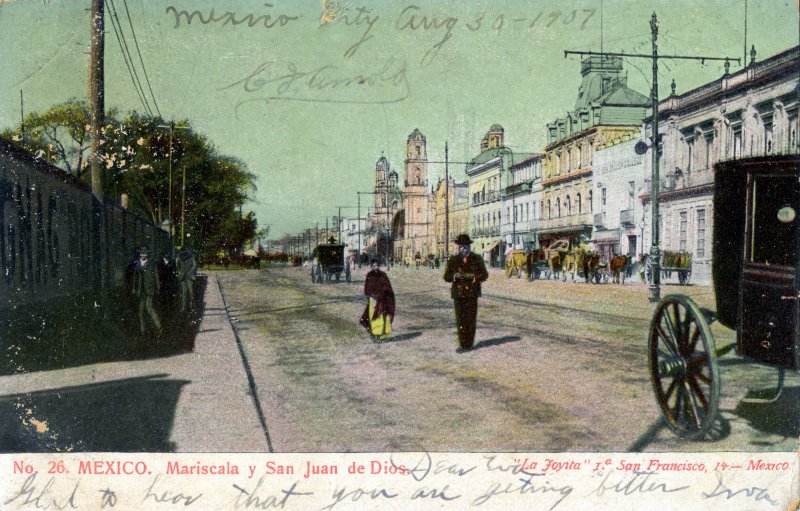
xmin=176 ymin=247 xmax=198 ymax=313
xmin=443 ymin=234 xmax=488 ymax=352
xmin=359 ymin=259 xmax=395 ymax=342
xmin=133 ymin=246 xmax=161 ymax=335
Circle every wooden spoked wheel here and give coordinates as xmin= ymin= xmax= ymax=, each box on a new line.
xmin=648 ymin=295 xmax=720 ymax=438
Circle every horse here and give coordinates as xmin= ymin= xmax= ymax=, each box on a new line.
xmin=609 ymin=255 xmax=629 ymax=284
xmin=582 ymin=252 xmax=602 ymax=283
xmin=526 ymin=249 xmax=547 ymax=280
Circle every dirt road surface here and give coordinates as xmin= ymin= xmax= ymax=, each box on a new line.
xmin=216 ymin=265 xmax=798 ymax=453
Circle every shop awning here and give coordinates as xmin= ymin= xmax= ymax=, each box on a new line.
xmin=482 ymin=240 xmax=500 ymax=254
xmin=537 ymin=224 xmax=591 ymax=235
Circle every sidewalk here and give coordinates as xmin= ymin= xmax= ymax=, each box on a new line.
xmin=0 ymin=273 xmax=270 ymax=452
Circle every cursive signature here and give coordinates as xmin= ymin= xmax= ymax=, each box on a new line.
xmin=702 ymin=472 xmax=778 ymax=505
xmin=220 ymin=57 xmax=410 ymax=117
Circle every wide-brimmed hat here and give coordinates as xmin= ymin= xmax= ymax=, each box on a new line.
xmin=453 ymin=234 xmax=472 ymax=245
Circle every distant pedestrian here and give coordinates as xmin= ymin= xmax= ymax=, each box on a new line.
xmin=133 ymin=246 xmax=161 ymax=334
xmin=359 ymin=259 xmax=395 ymax=342
xmin=176 ymin=247 xmax=198 ymax=313
xmin=443 ymin=234 xmax=488 ymax=352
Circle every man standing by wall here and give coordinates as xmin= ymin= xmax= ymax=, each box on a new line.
xmin=133 ymin=246 xmax=161 ymax=335
xmin=176 ymin=247 xmax=198 ymax=313
xmin=443 ymin=234 xmax=488 ymax=352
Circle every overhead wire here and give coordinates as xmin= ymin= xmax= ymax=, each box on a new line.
xmin=122 ymin=0 xmax=161 ymax=118
xmin=107 ymin=0 xmax=153 ymax=116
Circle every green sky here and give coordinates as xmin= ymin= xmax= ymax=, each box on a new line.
xmin=1 ymin=0 xmax=798 ymax=236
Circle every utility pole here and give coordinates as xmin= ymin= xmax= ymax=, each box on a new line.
xmin=445 ymin=142 xmax=450 ymax=259
xmin=19 ymin=90 xmax=24 ymax=137
xmin=565 ymin=12 xmax=739 ymax=303
xmin=357 ymin=193 xmax=361 ymax=257
xmin=88 ymin=0 xmax=105 ymax=202
xmin=157 ymin=123 xmax=190 ymax=248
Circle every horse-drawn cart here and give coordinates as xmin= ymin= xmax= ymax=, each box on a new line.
xmin=504 ymin=250 xmax=528 ymax=278
xmin=643 ymin=250 xmax=692 ymax=285
xmin=648 ymin=155 xmax=799 ymax=438
xmin=311 ymin=241 xmax=351 ymax=283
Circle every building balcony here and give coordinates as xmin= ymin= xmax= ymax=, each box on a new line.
xmin=620 ymin=209 xmax=635 ymax=227
xmin=471 ymin=226 xmax=501 ymax=237
xmin=593 ymin=213 xmax=605 ymax=228
xmin=539 ymin=214 xmax=593 ymax=231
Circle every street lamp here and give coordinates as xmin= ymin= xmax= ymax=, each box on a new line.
xmin=157 ymin=122 xmax=190 ymax=249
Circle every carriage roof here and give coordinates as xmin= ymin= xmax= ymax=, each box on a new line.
xmin=315 ymin=243 xmax=346 ymax=267
xmin=712 ymin=154 xmax=800 ymax=330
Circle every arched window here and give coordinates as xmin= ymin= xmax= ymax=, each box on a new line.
xmin=589 ymin=190 xmax=593 ymax=212
xmin=566 ymin=195 xmax=572 ymax=216
xmin=577 ymin=192 xmax=582 ymax=214
xmin=547 ymin=200 xmax=551 ymax=219
xmin=556 ymin=198 xmax=561 ymax=218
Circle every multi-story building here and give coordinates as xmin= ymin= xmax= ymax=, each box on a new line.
xmin=540 ymin=56 xmax=649 ymax=249
xmin=466 ymin=125 xmax=511 ymax=267
xmin=502 ymin=153 xmax=543 ymax=252
xmin=641 ymin=46 xmax=799 ymax=276
xmin=338 ymin=215 xmax=368 ymax=256
xmin=591 ymin=136 xmax=645 ymax=260
xmin=433 ymin=177 xmax=469 ymax=261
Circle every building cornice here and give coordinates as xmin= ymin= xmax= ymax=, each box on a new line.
xmin=466 ymin=156 xmax=502 ymax=176
xmin=640 ymin=182 xmax=714 ymax=204
xmin=543 ymin=167 xmax=592 ymax=187
xmin=649 ymin=46 xmax=799 ymax=121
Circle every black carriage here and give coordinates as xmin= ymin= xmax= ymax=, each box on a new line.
xmin=648 ymin=155 xmax=799 ymax=438
xmin=311 ymin=241 xmax=351 ymax=283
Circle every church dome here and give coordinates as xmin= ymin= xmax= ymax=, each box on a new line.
xmin=375 ymin=155 xmax=389 ymax=172
xmin=408 ymin=128 xmax=426 ymax=141
xmin=489 ymin=124 xmax=504 ymax=132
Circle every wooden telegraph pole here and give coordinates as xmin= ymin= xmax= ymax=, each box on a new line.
xmin=89 ymin=0 xmax=105 ymax=202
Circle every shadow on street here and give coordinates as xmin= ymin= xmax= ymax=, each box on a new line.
xmin=1 ymin=278 xmax=208 ymax=375
xmin=0 ymin=374 xmax=188 ymax=452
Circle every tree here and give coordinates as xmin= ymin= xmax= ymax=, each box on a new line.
xmin=1 ymin=101 xmax=258 ymax=260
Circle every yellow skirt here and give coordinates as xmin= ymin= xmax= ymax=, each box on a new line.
xmin=368 ymin=299 xmax=391 ymax=340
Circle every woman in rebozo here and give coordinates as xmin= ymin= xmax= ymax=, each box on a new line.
xmin=359 ymin=259 xmax=395 ymax=342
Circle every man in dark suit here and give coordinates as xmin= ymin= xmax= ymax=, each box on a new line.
xmin=443 ymin=234 xmax=489 ymax=352
xmin=133 ymin=246 xmax=161 ymax=335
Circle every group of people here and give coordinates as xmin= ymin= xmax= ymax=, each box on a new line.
xmin=359 ymin=233 xmax=488 ymax=352
xmin=130 ymin=246 xmax=198 ymax=335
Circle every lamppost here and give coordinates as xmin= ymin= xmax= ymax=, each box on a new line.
xmin=157 ymin=122 xmax=189 ymax=249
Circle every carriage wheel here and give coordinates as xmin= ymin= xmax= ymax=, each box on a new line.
xmin=648 ymin=295 xmax=720 ymax=438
